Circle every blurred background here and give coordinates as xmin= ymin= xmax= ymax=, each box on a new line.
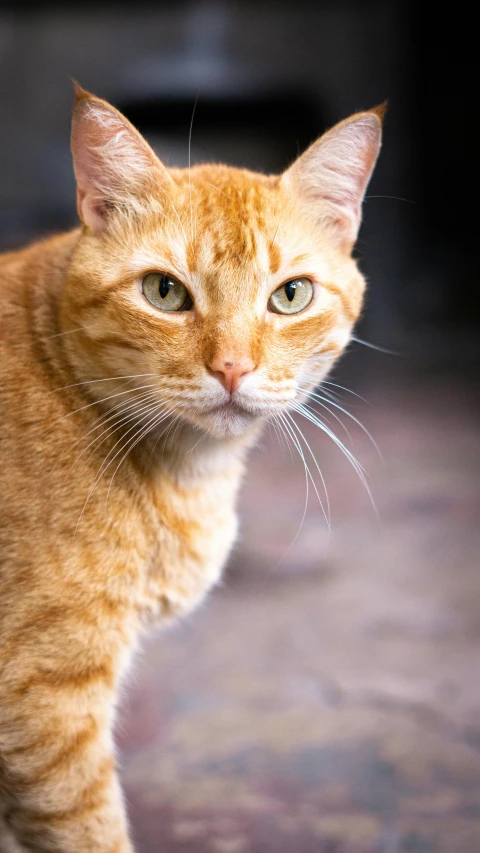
xmin=1 ymin=2 xmax=479 ymax=851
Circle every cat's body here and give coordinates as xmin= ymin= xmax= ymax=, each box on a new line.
xmin=0 ymin=87 xmax=382 ymax=851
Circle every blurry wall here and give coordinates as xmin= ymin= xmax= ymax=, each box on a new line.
xmin=0 ymin=1 xmax=476 ymax=368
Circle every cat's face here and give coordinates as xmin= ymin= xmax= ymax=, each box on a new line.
xmin=63 ymin=87 xmax=382 ymax=440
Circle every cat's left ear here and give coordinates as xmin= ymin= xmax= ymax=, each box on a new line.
xmin=281 ymin=105 xmax=385 ymax=249
xmin=71 ymin=82 xmax=174 ymax=235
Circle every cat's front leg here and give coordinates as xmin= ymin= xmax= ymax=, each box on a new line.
xmin=0 ymin=663 xmax=132 ymax=853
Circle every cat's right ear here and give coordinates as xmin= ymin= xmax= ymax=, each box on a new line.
xmin=71 ymin=82 xmax=173 ymax=235
xmin=280 ymin=106 xmax=384 ymax=250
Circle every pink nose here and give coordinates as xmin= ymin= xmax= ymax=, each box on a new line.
xmin=208 ymin=355 xmax=255 ymax=394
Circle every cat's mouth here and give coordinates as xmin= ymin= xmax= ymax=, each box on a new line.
xmin=207 ymin=399 xmax=248 ymax=414
xmin=189 ymin=397 xmax=264 ymax=438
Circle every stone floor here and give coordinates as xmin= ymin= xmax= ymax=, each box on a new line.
xmin=117 ymin=360 xmax=480 ymax=853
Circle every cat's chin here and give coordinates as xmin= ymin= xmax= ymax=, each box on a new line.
xmin=189 ymin=404 xmax=263 ymax=440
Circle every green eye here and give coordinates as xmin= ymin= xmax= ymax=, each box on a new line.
xmin=268 ymin=277 xmax=314 ymax=315
xmin=142 ymin=272 xmax=192 ymax=312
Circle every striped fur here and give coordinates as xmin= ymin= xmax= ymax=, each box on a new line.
xmin=0 ymin=88 xmax=382 ymax=851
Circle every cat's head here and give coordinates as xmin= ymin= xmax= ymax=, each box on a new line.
xmin=63 ymin=85 xmax=382 ymax=440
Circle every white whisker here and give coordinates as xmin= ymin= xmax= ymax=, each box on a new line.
xmin=160 ymin=410 xmax=185 ymax=461
xmin=71 ymin=388 xmax=161 ymax=447
xmin=269 ymin=204 xmax=289 ymax=251
xmin=188 ymin=95 xmax=198 ymax=243
xmin=59 ymin=382 xmax=158 ymax=422
xmin=350 ymin=335 xmax=399 ymax=355
xmin=53 ymin=373 xmax=157 ymax=393
xmin=299 ymin=386 xmax=382 ymax=460
xmin=105 ymin=406 xmax=180 ymax=508
xmin=291 ymin=401 xmax=377 ymax=515
xmin=269 ymin=415 xmax=292 ymax=460
xmin=284 ymin=411 xmax=330 ymax=527
xmin=69 ymin=392 xmax=163 ymax=475
xmin=155 ymin=184 xmax=188 ymax=243
xmin=205 ymin=181 xmax=230 ymax=200
xmin=185 ymin=427 xmax=208 ymax=455
xmin=257 ymin=413 xmax=310 ymax=576
xmin=152 ymin=411 xmax=184 ymax=457
xmin=75 ymin=403 xmax=174 ymax=532
xmin=44 ymin=327 xmax=87 ymax=340
xmin=322 ymin=380 xmax=369 ymax=403
xmin=301 ymin=398 xmax=353 ymax=443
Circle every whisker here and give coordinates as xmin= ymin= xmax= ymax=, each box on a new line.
xmin=152 ymin=411 xmax=184 ymax=457
xmin=350 ymin=336 xmax=399 ymax=355
xmin=365 ymin=194 xmax=415 ymax=203
xmin=280 ymin=413 xmax=324 ymax=522
xmin=185 ymin=426 xmax=207 ymax=455
xmin=205 ymin=182 xmax=230 ymax=200
xmin=70 ymin=388 xmax=162 ymax=450
xmin=69 ymin=392 xmax=163 ymax=474
xmin=298 ymin=384 xmax=356 ymax=434
xmin=299 ymin=387 xmax=382 ymax=460
xmin=292 ymin=401 xmax=367 ymax=480
xmin=96 ymin=402 xmax=174 ymax=484
xmin=155 ymin=209 xmax=187 ymax=238
xmin=269 ymin=414 xmax=292 ymax=460
xmin=291 ymin=401 xmax=377 ymax=514
xmin=53 ymin=373 xmax=157 ymax=393
xmin=269 ymin=204 xmax=289 ymax=251
xmin=188 ymin=94 xmax=198 ymax=243
xmin=105 ymin=406 xmax=181 ymax=508
xmin=160 ymin=410 xmax=185 ymax=460
xmin=58 ymin=382 xmax=158 ymax=422
xmin=44 ymin=327 xmax=87 ymax=340
xmin=155 ymin=184 xmax=188 ymax=243
xmin=75 ymin=402 xmax=176 ymax=532
xmin=170 ymin=413 xmax=185 ymax=445
xmin=82 ymin=403 xmax=164 ymax=474
xmin=277 ymin=412 xmax=309 ymax=510
xmin=322 ymin=381 xmax=369 ymax=403
xmin=284 ymin=411 xmax=330 ymax=527
xmin=317 ymin=388 xmax=343 ymax=403
xmin=262 ymin=413 xmax=310 ymax=572
xmin=301 ymin=397 xmax=353 ymax=443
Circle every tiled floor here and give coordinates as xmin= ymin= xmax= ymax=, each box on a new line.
xmin=118 ymin=364 xmax=480 ymax=853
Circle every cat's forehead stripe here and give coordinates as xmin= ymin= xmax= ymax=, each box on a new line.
xmin=176 ymin=167 xmax=282 ymax=274
xmin=185 ymin=239 xmax=197 ymax=274
xmin=291 ymin=253 xmax=310 ymax=267
xmin=268 ymin=241 xmax=281 ymax=275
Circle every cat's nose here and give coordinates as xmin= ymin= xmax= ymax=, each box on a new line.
xmin=208 ymin=355 xmax=255 ymax=394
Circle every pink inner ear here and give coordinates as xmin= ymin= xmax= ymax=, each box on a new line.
xmin=76 ymin=185 xmax=109 ymax=234
xmin=71 ymin=96 xmax=166 ymax=235
xmin=72 ymin=108 xmax=115 ymax=233
xmin=285 ymin=113 xmax=382 ymax=247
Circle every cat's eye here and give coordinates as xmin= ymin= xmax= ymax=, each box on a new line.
xmin=268 ymin=277 xmax=314 ymax=315
xmin=142 ymin=272 xmax=192 ymax=312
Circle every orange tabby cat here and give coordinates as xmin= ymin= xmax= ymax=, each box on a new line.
xmin=0 ymin=84 xmax=382 ymax=852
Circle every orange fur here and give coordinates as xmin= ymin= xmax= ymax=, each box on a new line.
xmin=0 ymin=87 xmax=382 ymax=851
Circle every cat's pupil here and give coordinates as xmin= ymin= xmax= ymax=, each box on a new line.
xmin=159 ymin=276 xmax=171 ymax=299
xmin=285 ymin=281 xmax=297 ymax=302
